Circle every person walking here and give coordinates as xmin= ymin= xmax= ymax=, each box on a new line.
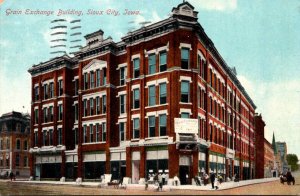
xmin=162 ymin=172 xmax=166 ymax=185
xmin=210 ymin=171 xmax=216 ymax=189
xmin=158 ymin=173 xmax=163 ymax=191
xmin=9 ymin=171 xmax=13 ymax=181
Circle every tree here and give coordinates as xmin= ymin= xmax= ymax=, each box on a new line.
xmin=286 ymin=154 xmax=299 ymax=171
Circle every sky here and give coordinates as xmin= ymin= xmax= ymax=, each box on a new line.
xmin=0 ymin=0 xmax=300 ymax=158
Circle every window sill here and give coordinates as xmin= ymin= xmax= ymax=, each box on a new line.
xmin=145 ymin=103 xmax=168 ymax=109
xmin=82 ymin=142 xmax=106 ymax=145
xmin=145 ymin=136 xmax=168 ymax=140
xmin=131 ymin=108 xmax=140 ymax=111
xmin=131 ymin=138 xmax=140 ymax=142
xmin=179 ymin=102 xmax=192 ymax=105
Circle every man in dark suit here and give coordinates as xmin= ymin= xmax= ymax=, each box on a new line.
xmin=210 ymin=171 xmax=216 ymax=189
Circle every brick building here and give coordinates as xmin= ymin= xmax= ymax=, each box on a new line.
xmin=28 ymin=2 xmax=257 ymax=184
xmin=254 ymin=113 xmax=265 ymax=178
xmin=264 ymin=139 xmax=276 ymax=178
xmin=0 ymin=111 xmax=31 ymax=177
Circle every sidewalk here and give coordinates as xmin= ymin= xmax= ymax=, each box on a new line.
xmin=14 ymin=177 xmax=279 ymax=191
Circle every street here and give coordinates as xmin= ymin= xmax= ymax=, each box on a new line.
xmin=0 ymin=171 xmax=299 ymax=195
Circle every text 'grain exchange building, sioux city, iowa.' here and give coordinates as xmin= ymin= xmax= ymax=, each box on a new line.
xmin=28 ymin=1 xmax=258 ymax=185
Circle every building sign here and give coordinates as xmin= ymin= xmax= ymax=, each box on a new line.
xmin=174 ymin=118 xmax=198 ymax=134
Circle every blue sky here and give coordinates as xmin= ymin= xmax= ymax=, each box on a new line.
xmin=0 ymin=0 xmax=300 ymax=158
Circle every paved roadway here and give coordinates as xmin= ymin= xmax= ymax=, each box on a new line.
xmin=0 ymin=171 xmax=299 ymax=195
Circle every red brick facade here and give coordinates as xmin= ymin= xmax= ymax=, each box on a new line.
xmin=28 ymin=2 xmax=257 ymax=183
xmin=254 ymin=114 xmax=265 ymax=178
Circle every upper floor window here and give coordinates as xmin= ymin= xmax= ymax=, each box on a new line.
xmin=133 ymin=58 xmax=140 ymax=78
xmin=96 ymin=97 xmax=100 ymax=115
xmin=58 ymin=80 xmax=63 ymax=96
xmin=90 ymin=71 xmax=95 ymax=88
xmin=120 ymin=67 xmax=126 ymax=86
xmin=133 ymin=89 xmax=140 ymax=109
xmin=181 ymin=48 xmax=189 ymax=69
xmin=34 ymin=132 xmax=38 ymax=146
xmin=49 ymin=82 xmax=54 ymax=98
xmin=90 ymin=124 xmax=94 ymax=143
xmin=96 ymin=69 xmax=101 ymax=87
xmin=181 ymin=112 xmax=190 ymax=118
xmin=119 ymin=122 xmax=125 ymax=142
xmin=148 ymin=54 xmax=156 ymax=75
xmin=133 ymin=118 xmax=140 ymax=139
xmin=74 ymin=104 xmax=78 ymax=121
xmin=159 ymin=83 xmax=167 ymax=104
xmin=34 ymin=86 xmax=39 ymax=101
xmin=120 ymin=95 xmax=126 ymax=114
xmin=181 ymin=81 xmax=189 ymax=103
xmin=49 ymin=129 xmax=53 ymax=146
xmin=148 ymin=85 xmax=156 ymax=106
xmin=83 ymin=99 xmax=87 ymax=116
xmin=74 ymin=79 xmax=79 ymax=95
xmin=159 ymin=114 xmax=167 ymax=136
xmin=148 ymin=116 xmax=156 ymax=137
xmin=57 ymin=128 xmax=62 ymax=145
xmin=83 ymin=125 xmax=87 ymax=143
xmin=102 ymin=95 xmax=107 ymax=114
xmin=43 ymin=107 xmax=48 ymax=123
xmin=90 ymin=98 xmax=94 ymax=115
xmin=95 ymin=124 xmax=100 ymax=142
xmin=84 ymin=73 xmax=88 ymax=90
xmin=23 ymin=140 xmax=28 ymax=150
xmin=102 ymin=68 xmax=107 ymax=85
xmin=15 ymin=154 xmax=20 ymax=167
xmin=49 ymin=106 xmax=54 ymax=122
xmin=16 ymin=139 xmax=20 ymax=150
xmin=43 ymin=130 xmax=47 ymax=146
xmin=159 ymin=51 xmax=167 ymax=72
xmin=44 ymin=84 xmax=48 ymax=100
xmin=58 ymin=104 xmax=63 ymax=121
xmin=102 ymin=123 xmax=107 ymax=142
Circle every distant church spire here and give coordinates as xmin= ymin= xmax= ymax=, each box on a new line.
xmin=272 ymin=132 xmax=277 ymax=155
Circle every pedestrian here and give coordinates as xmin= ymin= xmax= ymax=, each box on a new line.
xmin=286 ymin=169 xmax=292 ymax=185
xmin=194 ymin=175 xmax=201 ymax=186
xmin=158 ymin=173 xmax=163 ymax=191
xmin=162 ymin=172 xmax=166 ymax=185
xmin=174 ymin=174 xmax=179 ymax=186
xmin=210 ymin=171 xmax=215 ymax=189
xmin=9 ymin=171 xmax=13 ymax=181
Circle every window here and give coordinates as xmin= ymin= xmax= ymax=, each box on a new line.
xmin=49 ymin=106 xmax=53 ymax=122
xmin=133 ymin=118 xmax=140 ymax=139
xmin=44 ymin=84 xmax=48 ymax=100
xmin=74 ymin=128 xmax=78 ymax=145
xmin=133 ymin=58 xmax=140 ymax=78
xmin=159 ymin=83 xmax=167 ymax=104
xmin=43 ymin=107 xmax=48 ymax=123
xmin=75 ymin=79 xmax=79 ymax=95
xmin=148 ymin=54 xmax=156 ymax=74
xmin=120 ymin=95 xmax=126 ymax=114
xmin=49 ymin=82 xmax=54 ymax=98
xmin=83 ymin=125 xmax=87 ymax=143
xmin=58 ymin=104 xmax=63 ymax=121
xmin=35 ymin=86 xmax=39 ymax=101
xmin=181 ymin=48 xmax=189 ymax=69
xmin=96 ymin=97 xmax=100 ymax=115
xmin=90 ymin=98 xmax=94 ymax=115
xmin=120 ymin=122 xmax=125 ymax=142
xmin=90 ymin=71 xmax=95 ymax=88
xmin=58 ymin=80 xmax=63 ymax=96
xmin=96 ymin=69 xmax=100 ymax=87
xmin=58 ymin=128 xmax=62 ymax=145
xmin=148 ymin=116 xmax=156 ymax=137
xmin=102 ymin=95 xmax=107 ymax=113
xmin=6 ymin=138 xmax=9 ymax=149
xmin=181 ymin=112 xmax=190 ymax=118
xmin=120 ymin=67 xmax=126 ymax=86
xmin=49 ymin=129 xmax=53 ymax=145
xmin=16 ymin=139 xmax=20 ymax=150
xmin=43 ymin=130 xmax=47 ymax=146
xmin=159 ymin=51 xmax=167 ymax=72
xmin=74 ymin=104 xmax=78 ymax=121
xmin=84 ymin=73 xmax=88 ymax=90
xmin=16 ymin=154 xmax=20 ymax=167
xmin=34 ymin=109 xmax=39 ymax=124
xmin=148 ymin=85 xmax=156 ymax=106
xmin=102 ymin=123 xmax=106 ymax=142
xmin=96 ymin=124 xmax=100 ymax=142
xmin=83 ymin=99 xmax=87 ymax=116
xmin=103 ymin=68 xmax=107 ymax=85
xmin=34 ymin=132 xmax=38 ymax=146
xmin=133 ymin=89 xmax=140 ymax=109
xmin=90 ymin=124 xmax=94 ymax=143
xmin=159 ymin=114 xmax=167 ymax=136
xmin=181 ymin=81 xmax=189 ymax=103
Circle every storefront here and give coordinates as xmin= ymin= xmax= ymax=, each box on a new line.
xmin=209 ymin=152 xmax=225 ymax=178
xmin=145 ymin=146 xmax=168 ymax=178
xmin=234 ymin=158 xmax=240 ymax=176
xmin=65 ymin=154 xmax=78 ymax=180
xmin=83 ymin=152 xmax=106 ymax=179
xmin=110 ymin=151 xmax=126 ymax=181
xmin=35 ymin=154 xmax=61 ymax=179
xmin=243 ymin=161 xmax=250 ymax=180
xmin=198 ymin=151 xmax=206 ymax=176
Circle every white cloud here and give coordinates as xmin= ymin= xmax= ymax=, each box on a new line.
xmin=0 ymin=39 xmax=12 ymax=48
xmin=190 ymin=0 xmax=237 ymax=11
xmin=238 ymin=75 xmax=300 ymax=157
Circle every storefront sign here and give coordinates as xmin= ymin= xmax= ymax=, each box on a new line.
xmin=174 ymin=118 xmax=198 ymax=134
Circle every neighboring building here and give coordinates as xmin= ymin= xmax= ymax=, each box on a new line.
xmin=254 ymin=113 xmax=265 ymax=179
xmin=264 ymin=139 xmax=276 ymax=178
xmin=0 ymin=111 xmax=31 ymax=177
xmin=276 ymin=141 xmax=290 ymax=174
xmin=28 ymin=1 xmax=257 ymax=184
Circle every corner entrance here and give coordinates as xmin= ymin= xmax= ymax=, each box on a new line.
xmin=179 ymin=155 xmax=191 ymax=185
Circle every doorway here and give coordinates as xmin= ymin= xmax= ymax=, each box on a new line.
xmin=179 ymin=166 xmax=190 ymax=185
xmin=132 ymin=160 xmax=140 ymax=184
